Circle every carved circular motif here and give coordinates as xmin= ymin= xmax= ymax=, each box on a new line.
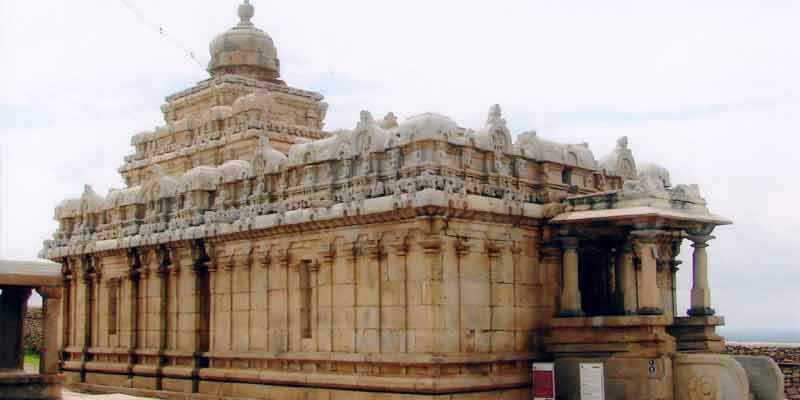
xmin=687 ymin=374 xmax=718 ymax=400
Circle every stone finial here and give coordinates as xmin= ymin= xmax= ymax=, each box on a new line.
xmin=382 ymin=112 xmax=399 ymax=129
xmin=487 ymin=104 xmax=503 ymax=124
xmin=357 ymin=110 xmax=374 ymax=131
xmin=238 ymin=0 xmax=255 ymax=26
xmin=360 ymin=110 xmax=374 ymax=124
xmin=617 ymin=136 xmax=629 ymax=149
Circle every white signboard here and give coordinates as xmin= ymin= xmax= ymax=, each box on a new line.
xmin=579 ymin=363 xmax=605 ymax=400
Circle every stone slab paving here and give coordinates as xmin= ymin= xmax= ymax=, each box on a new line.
xmin=63 ymin=390 xmax=153 ymax=400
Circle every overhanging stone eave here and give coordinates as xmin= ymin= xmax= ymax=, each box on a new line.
xmin=550 ymin=206 xmax=732 ymax=227
xmin=43 ymin=189 xmax=546 ymax=259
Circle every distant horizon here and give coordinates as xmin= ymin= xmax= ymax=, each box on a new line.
xmin=720 ymin=328 xmax=800 ymax=344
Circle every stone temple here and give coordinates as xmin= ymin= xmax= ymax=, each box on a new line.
xmin=41 ymin=2 xmax=783 ymax=399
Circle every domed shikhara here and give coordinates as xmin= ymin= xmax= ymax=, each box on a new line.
xmin=208 ymin=1 xmax=281 ymax=82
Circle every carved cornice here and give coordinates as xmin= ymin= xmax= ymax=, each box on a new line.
xmin=454 ymin=238 xmax=472 ymax=256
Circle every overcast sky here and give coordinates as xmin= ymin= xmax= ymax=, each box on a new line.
xmin=1 ymin=1 xmax=798 ymax=340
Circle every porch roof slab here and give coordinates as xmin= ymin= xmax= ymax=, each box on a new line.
xmin=0 ymin=260 xmax=61 ymax=287
xmin=550 ymin=206 xmax=732 ymax=226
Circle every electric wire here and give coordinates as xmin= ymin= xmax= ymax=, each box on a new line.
xmin=117 ymin=0 xmax=205 ymax=70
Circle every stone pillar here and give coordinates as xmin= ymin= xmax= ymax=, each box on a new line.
xmin=80 ymin=269 xmax=93 ymax=382
xmin=138 ymin=264 xmax=150 ymax=351
xmin=92 ymin=271 xmax=103 ymax=347
xmin=615 ymin=241 xmax=637 ymax=315
xmin=386 ymin=237 xmax=409 ymax=354
xmin=558 ymin=237 xmax=583 ymax=317
xmin=230 ymin=249 xmax=252 ymax=352
xmin=206 ymin=260 xmax=218 ymax=351
xmin=309 ymin=260 xmax=320 ymax=352
xmin=167 ymin=250 xmax=182 ymax=351
xmin=60 ymin=268 xmax=72 ymax=359
xmin=316 ymin=245 xmax=335 ymax=353
xmin=277 ymin=249 xmax=291 ymax=352
xmin=0 ymin=287 xmax=32 ymax=370
xmin=36 ymin=286 xmax=63 ymax=375
xmin=540 ymin=245 xmax=562 ymax=316
xmin=688 ymin=234 xmax=715 ymax=316
xmin=125 ymin=267 xmax=140 ymax=378
xmin=155 ymin=249 xmax=169 ymax=391
xmin=632 ymin=230 xmax=665 ymax=315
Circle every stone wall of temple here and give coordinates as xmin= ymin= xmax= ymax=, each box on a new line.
xmin=726 ymin=343 xmax=800 ymax=399
xmin=55 ymin=217 xmax=553 ymax=396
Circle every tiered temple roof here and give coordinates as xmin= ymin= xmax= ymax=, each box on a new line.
xmin=42 ymin=1 xmax=727 ymax=259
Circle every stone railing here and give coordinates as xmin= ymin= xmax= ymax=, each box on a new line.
xmin=24 ymin=306 xmax=43 ymax=353
xmin=726 ymin=343 xmax=800 ymax=399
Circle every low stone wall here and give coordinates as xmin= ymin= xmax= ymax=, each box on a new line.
xmin=24 ymin=306 xmax=43 ymax=353
xmin=727 ymin=343 xmax=800 ymax=399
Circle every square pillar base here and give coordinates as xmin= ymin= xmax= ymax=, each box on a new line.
xmin=667 ymin=315 xmax=725 ymax=353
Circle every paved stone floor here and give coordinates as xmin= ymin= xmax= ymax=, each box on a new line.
xmin=63 ymin=391 xmax=152 ymax=400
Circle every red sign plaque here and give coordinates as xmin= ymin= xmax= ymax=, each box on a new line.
xmin=532 ymin=362 xmax=555 ymax=400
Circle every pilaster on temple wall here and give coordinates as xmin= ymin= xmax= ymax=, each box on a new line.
xmin=58 ymin=217 xmax=548 ymax=364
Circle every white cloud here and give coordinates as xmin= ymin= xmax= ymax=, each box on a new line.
xmin=1 ymin=0 xmax=798 ymax=335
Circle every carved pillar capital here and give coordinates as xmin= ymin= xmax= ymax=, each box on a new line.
xmin=205 ymin=261 xmax=218 ymax=273
xmin=558 ymin=236 xmax=580 ymax=250
xmin=388 ymin=238 xmax=409 ymax=256
xmin=309 ymin=260 xmax=321 ymax=273
xmin=275 ymin=249 xmax=291 ymax=267
xmin=510 ymin=242 xmax=524 ymax=256
xmin=255 ymin=246 xmax=272 ymax=269
xmin=360 ymin=240 xmax=382 ymax=260
xmin=420 ymin=237 xmax=442 ymax=254
xmin=316 ymin=245 xmax=335 ymax=266
xmin=486 ymin=241 xmax=507 ymax=258
xmin=337 ymin=243 xmax=356 ymax=261
xmin=617 ymin=240 xmax=634 ymax=253
xmin=688 ymin=234 xmax=714 ymax=248
xmin=455 ymin=238 xmax=473 ymax=256
xmin=540 ymin=244 xmax=562 ymax=261
xmin=630 ymin=229 xmax=669 ymax=244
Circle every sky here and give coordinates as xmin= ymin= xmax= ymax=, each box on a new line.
xmin=1 ymin=0 xmax=798 ymax=340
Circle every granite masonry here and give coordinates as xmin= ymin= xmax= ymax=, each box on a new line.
xmin=41 ymin=2 xmax=783 ymax=399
